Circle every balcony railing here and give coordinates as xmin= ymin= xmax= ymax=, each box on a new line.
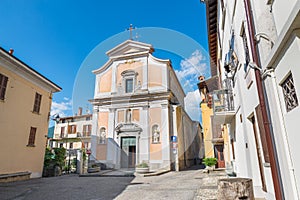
xmin=54 ymin=132 xmax=92 ymax=139
xmin=211 ymin=89 xmax=235 ymax=124
xmin=212 ymin=89 xmax=234 ymax=113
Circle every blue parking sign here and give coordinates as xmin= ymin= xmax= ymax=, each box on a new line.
xmin=171 ymin=136 xmax=177 ymax=142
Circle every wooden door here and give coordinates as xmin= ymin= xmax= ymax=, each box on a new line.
xmin=214 ymin=145 xmax=225 ymax=168
xmin=251 ymin=116 xmax=267 ymax=192
xmin=128 ymin=146 xmax=136 ymax=168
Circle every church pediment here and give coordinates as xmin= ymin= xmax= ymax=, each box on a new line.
xmin=106 ymin=40 xmax=154 ymax=58
xmin=115 ymin=123 xmax=143 ymax=133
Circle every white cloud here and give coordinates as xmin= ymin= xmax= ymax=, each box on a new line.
xmin=175 ymin=49 xmax=209 ymax=93
xmin=50 ymin=98 xmax=73 ymax=118
xmin=184 ymin=89 xmax=201 ymax=121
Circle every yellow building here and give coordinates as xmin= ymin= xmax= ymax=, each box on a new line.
xmin=0 ymin=48 xmax=61 ymax=180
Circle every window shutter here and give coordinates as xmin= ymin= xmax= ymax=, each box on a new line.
xmin=0 ymin=74 xmax=8 ymax=100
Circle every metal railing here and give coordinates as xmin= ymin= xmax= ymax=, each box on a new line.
xmin=212 ymin=89 xmax=234 ymax=113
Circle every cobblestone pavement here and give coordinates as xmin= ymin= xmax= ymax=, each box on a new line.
xmin=0 ymin=167 xmax=227 ymax=200
xmin=193 ymin=170 xmax=227 ymax=200
xmin=115 ymin=167 xmax=227 ymax=200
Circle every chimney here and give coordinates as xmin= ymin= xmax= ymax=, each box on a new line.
xmin=9 ymin=48 xmax=14 ymax=55
xmin=78 ymin=107 xmax=83 ymax=116
xmin=198 ymin=75 xmax=205 ymax=81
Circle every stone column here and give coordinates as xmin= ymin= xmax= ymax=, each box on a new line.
xmin=91 ymin=106 xmax=99 ymax=161
xmin=107 ymin=108 xmax=117 ymax=168
xmin=161 ymin=103 xmax=171 ymax=170
xmin=139 ymin=106 xmax=149 ymax=163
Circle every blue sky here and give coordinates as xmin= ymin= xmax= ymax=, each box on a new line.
xmin=0 ymin=0 xmax=210 ymax=123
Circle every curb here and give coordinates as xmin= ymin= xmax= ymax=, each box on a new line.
xmin=79 ymin=170 xmax=135 ymax=177
xmin=140 ymin=169 xmax=171 ymax=177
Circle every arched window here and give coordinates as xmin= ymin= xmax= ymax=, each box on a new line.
xmin=152 ymin=125 xmax=160 ymax=144
xmin=99 ymin=127 xmax=106 ymax=144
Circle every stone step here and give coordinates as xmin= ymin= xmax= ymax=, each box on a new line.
xmin=0 ymin=171 xmax=31 ymax=183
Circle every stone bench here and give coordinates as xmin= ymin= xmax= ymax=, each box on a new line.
xmin=0 ymin=171 xmax=31 ymax=183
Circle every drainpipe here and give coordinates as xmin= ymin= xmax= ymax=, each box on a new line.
xmin=243 ymin=0 xmax=284 ymax=199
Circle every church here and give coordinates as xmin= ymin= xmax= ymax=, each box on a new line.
xmin=90 ymin=40 xmax=203 ymax=171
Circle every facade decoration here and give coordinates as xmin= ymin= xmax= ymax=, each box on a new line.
xmin=90 ymin=40 xmax=203 ymax=171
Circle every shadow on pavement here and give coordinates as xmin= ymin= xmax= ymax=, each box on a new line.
xmin=182 ymin=164 xmax=206 ymax=171
xmin=0 ymin=174 xmax=135 ymax=200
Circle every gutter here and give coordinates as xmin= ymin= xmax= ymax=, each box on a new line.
xmin=243 ymin=0 xmax=284 ymax=199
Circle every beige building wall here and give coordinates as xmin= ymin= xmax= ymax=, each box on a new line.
xmin=98 ymin=112 xmax=109 ymax=130
xmin=175 ymin=106 xmax=202 ymax=170
xmin=99 ymin=68 xmax=112 ymax=93
xmin=222 ymin=125 xmax=231 ymax=165
xmin=200 ymin=103 xmax=214 ymax=158
xmin=132 ymin=109 xmax=139 ymax=122
xmin=118 ymin=110 xmax=125 ymax=123
xmin=0 ymin=51 xmax=60 ymax=179
xmin=96 ymin=112 xmax=109 ymax=160
xmin=148 ymin=64 xmax=163 ymax=87
xmin=149 ymin=107 xmax=162 ymax=160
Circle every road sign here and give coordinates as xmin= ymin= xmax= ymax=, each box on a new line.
xmin=171 ymin=136 xmax=177 ymax=142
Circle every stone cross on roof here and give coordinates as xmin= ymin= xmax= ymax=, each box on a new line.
xmin=127 ymin=24 xmax=136 ymax=40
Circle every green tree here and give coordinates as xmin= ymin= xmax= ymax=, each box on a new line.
xmin=53 ymin=147 xmax=66 ymax=168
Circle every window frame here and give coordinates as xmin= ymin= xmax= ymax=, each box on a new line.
xmin=60 ymin=127 xmax=65 ymax=138
xmin=240 ymin=24 xmax=251 ymax=73
xmin=120 ymin=70 xmax=138 ymax=94
xmin=68 ymin=125 xmax=77 ymax=134
xmin=27 ymin=127 xmax=37 ymax=147
xmin=280 ymin=72 xmax=299 ymax=112
xmin=125 ymin=78 xmax=134 ymax=93
xmin=33 ymin=92 xmax=42 ymax=114
xmin=0 ymin=73 xmax=8 ymax=101
xmin=83 ymin=124 xmax=92 ymax=136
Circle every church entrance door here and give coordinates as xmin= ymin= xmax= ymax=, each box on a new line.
xmin=121 ymin=137 xmax=136 ymax=168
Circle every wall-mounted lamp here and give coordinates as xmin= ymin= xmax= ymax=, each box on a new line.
xmin=50 ymin=113 xmax=60 ymax=123
xmin=248 ymin=62 xmax=274 ymax=78
xmin=255 ymin=32 xmax=274 ymax=48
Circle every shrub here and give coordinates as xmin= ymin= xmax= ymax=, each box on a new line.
xmin=136 ymin=162 xmax=149 ymax=168
xmin=202 ymin=157 xmax=218 ymax=167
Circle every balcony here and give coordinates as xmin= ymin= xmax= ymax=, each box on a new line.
xmin=77 ymin=132 xmax=91 ymax=138
xmin=212 ymin=89 xmax=235 ymax=124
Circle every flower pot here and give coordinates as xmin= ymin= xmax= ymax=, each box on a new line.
xmin=87 ymin=166 xmax=100 ymax=173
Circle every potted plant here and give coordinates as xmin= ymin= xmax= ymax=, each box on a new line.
xmin=202 ymin=157 xmax=217 ymax=172
xmin=135 ymin=162 xmax=149 ymax=173
xmin=87 ymin=163 xmax=101 ymax=173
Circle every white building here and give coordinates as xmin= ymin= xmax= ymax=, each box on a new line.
xmin=90 ymin=40 xmax=203 ymax=171
xmin=202 ymin=0 xmax=300 ymax=199
xmin=52 ymin=108 xmax=92 ymax=172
